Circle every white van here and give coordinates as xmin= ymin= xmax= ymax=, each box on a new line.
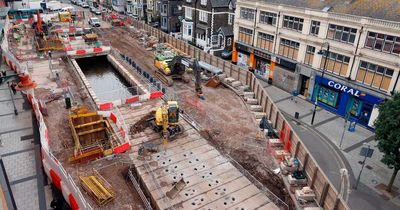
xmin=61 ymin=6 xmax=76 ymax=13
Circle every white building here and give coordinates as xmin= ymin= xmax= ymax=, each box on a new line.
xmin=233 ymin=0 xmax=400 ymax=129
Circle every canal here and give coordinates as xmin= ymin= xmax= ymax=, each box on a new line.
xmin=76 ymin=56 xmax=138 ymax=103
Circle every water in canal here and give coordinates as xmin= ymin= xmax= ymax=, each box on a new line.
xmin=76 ymin=56 xmax=138 ymax=103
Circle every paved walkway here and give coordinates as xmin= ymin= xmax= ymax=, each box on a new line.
xmin=0 ymin=65 xmax=52 ymax=210
xmin=259 ymin=79 xmax=400 ymax=209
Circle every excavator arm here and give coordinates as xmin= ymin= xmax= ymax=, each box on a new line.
xmin=192 ymin=59 xmax=204 ymax=99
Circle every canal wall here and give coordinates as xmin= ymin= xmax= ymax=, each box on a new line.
xmin=107 ymin=54 xmax=149 ymax=95
xmin=70 ymin=55 xmax=163 ymax=111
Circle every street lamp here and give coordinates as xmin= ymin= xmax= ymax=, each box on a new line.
xmin=311 ymin=42 xmax=330 ymax=125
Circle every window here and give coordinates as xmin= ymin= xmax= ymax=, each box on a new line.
xmin=201 ymin=0 xmax=207 ymax=6
xmin=317 ymin=86 xmax=340 ymax=108
xmin=186 ymin=0 xmax=192 ymax=2
xmin=238 ymin=27 xmax=253 ymax=45
xmin=365 ymin=31 xmax=400 ymax=55
xmin=199 ymin=11 xmax=208 ymax=22
xmin=184 ymin=24 xmax=192 ymax=36
xmin=304 ymin=45 xmax=315 ymax=66
xmin=356 ymin=61 xmax=394 ymax=91
xmin=259 ymin=11 xmax=277 ymax=26
xmin=327 ymin=24 xmax=357 ymax=44
xmin=227 ymin=38 xmax=232 ymax=46
xmin=228 ymin=14 xmax=234 ymax=25
xmin=320 ymin=51 xmax=350 ymax=76
xmin=185 ymin=7 xmax=192 ymax=19
xmin=310 ymin=20 xmax=320 ymax=36
xmin=283 ymin=15 xmax=304 ymax=32
xmin=161 ymin=17 xmax=167 ymax=28
xmin=161 ymin=4 xmax=167 ymax=14
xmin=278 ymin=38 xmax=300 ymax=60
xmin=240 ymin=7 xmax=255 ymax=20
xmin=256 ymin=32 xmax=274 ymax=52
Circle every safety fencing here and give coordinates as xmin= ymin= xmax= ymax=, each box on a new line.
xmin=128 ymin=19 xmax=350 ymax=210
xmin=27 ymin=90 xmax=93 ymax=210
xmin=1 ymin=16 xmax=93 ymax=210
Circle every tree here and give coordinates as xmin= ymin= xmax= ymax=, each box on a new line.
xmin=374 ymin=93 xmax=400 ymax=192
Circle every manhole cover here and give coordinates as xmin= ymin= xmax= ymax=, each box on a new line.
xmin=371 ymin=179 xmax=378 ymax=185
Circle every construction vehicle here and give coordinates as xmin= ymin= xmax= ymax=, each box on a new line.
xmin=149 ymin=101 xmax=183 ymax=142
xmin=154 ymin=53 xmax=191 ymax=86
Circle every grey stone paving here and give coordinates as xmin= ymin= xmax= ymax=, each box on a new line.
xmin=0 ymin=66 xmax=49 ymax=210
xmin=260 ymin=79 xmax=400 ymax=209
xmin=11 ymin=179 xmax=39 ymax=210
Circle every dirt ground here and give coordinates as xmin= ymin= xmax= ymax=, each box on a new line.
xmin=101 ymin=26 xmax=294 ymax=209
xmin=34 ymin=53 xmax=146 ymax=209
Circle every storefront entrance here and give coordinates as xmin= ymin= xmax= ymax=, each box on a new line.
xmin=312 ymin=76 xmax=383 ymax=129
xmin=299 ymin=75 xmax=310 ymax=97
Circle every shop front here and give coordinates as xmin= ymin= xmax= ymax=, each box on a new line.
xmin=312 ymin=75 xmax=384 ymax=129
xmin=235 ymin=42 xmax=251 ymax=68
xmin=254 ymin=49 xmax=272 ymax=81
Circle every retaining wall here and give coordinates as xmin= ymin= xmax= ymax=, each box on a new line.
xmin=129 ymin=19 xmax=350 ymax=210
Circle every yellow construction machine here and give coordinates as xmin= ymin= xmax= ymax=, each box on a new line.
xmin=154 ymin=53 xmax=191 ymax=86
xmin=149 ymin=101 xmax=183 ymax=143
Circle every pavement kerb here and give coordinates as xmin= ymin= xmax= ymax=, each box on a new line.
xmin=282 ymin=111 xmax=354 ymax=201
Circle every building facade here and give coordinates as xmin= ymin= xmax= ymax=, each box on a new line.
xmin=145 ymin=0 xmax=160 ymax=25
xmin=126 ymin=0 xmax=147 ymax=20
xmin=233 ymin=0 xmax=400 ymax=129
xmin=160 ymin=0 xmax=182 ymax=33
xmin=181 ymin=0 xmax=235 ymax=52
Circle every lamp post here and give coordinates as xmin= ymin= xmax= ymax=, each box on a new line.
xmin=311 ymin=42 xmax=330 ymax=125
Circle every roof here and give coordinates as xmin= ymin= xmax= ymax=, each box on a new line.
xmin=241 ymin=0 xmax=400 ymax=22
xmin=218 ymin=26 xmax=234 ymax=36
xmin=210 ymin=0 xmax=231 ymax=8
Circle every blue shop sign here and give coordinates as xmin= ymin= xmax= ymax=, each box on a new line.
xmin=315 ymin=76 xmax=382 ymax=104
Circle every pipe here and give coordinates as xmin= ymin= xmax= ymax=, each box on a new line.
xmin=348 ymin=26 xmax=363 ymax=80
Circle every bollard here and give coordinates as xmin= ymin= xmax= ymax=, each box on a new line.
xmin=294 ymin=112 xmax=299 ymax=119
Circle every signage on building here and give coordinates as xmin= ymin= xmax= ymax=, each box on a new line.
xmin=254 ymin=49 xmax=271 ymax=60
xmin=327 ymin=80 xmax=364 ymax=97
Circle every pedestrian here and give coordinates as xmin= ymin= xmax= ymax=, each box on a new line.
xmin=2 ymin=70 xmax=6 ymax=77
xmin=10 ymin=82 xmax=17 ymax=95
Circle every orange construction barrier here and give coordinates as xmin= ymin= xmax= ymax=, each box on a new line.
xmin=232 ymin=41 xmax=238 ymax=64
xmin=16 ymin=74 xmax=37 ymax=91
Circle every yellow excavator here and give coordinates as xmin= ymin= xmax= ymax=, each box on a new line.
xmin=149 ymin=101 xmax=183 ymax=143
xmin=154 ymin=54 xmax=191 ymax=86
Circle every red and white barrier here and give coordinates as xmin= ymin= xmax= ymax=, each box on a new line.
xmin=66 ymin=46 xmax=111 ymax=56
xmin=54 ymin=27 xmax=83 ymax=34
xmin=27 ymin=89 xmax=92 ymax=210
xmin=97 ymin=90 xmax=163 ymax=111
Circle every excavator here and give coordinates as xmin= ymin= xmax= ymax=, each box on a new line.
xmin=154 ymin=54 xmax=191 ymax=86
xmin=149 ymin=101 xmax=183 ymax=143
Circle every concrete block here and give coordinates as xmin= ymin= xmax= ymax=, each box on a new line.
xmin=250 ymin=105 xmax=263 ymax=112
xmin=246 ymin=98 xmax=258 ymax=105
xmin=238 ymin=85 xmax=250 ymax=92
xmin=253 ymin=112 xmax=266 ymax=119
xmin=243 ymin=92 xmax=255 ymax=98
xmin=231 ymin=81 xmax=242 ymax=88
xmin=224 ymin=77 xmax=235 ymax=84
xmin=218 ymin=73 xmax=227 ymax=81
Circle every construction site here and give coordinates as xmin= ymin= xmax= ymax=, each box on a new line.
xmin=1 ymin=7 xmax=350 ymax=210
